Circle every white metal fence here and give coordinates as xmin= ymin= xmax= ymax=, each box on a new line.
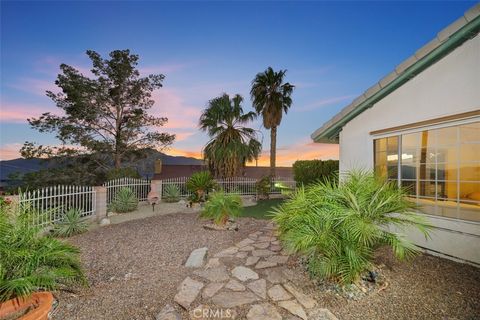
xmin=19 ymin=185 xmax=96 ymax=227
xmin=103 ymin=177 xmax=151 ymax=204
xmin=162 ymin=176 xmax=297 ymax=198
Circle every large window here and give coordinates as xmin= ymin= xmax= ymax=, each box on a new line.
xmin=374 ymin=121 xmax=480 ymax=222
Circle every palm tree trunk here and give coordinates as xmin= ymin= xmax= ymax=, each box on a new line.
xmin=270 ymin=126 xmax=277 ymax=177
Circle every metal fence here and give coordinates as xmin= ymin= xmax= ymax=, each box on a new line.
xmin=103 ymin=177 xmax=151 ymax=204
xmin=19 ymin=185 xmax=96 ymax=227
xmin=161 ymin=176 xmax=297 ymax=198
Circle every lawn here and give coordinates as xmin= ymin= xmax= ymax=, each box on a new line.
xmin=241 ymin=198 xmax=284 ymax=219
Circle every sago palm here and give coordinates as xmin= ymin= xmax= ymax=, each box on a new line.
xmin=251 ymin=67 xmax=294 ymax=177
xmin=272 ymin=170 xmax=431 ymax=284
xmin=200 ymin=93 xmax=261 ymax=178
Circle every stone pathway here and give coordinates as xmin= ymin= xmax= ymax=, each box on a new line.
xmin=163 ymin=222 xmax=338 ymax=320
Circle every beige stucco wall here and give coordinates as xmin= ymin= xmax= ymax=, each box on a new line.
xmin=338 ymin=34 xmax=480 ymax=264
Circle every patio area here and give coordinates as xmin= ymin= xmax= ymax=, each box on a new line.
xmin=51 ymin=211 xmax=480 ymax=320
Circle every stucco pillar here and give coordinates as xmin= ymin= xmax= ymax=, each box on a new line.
xmin=151 ymin=180 xmax=162 ymax=202
xmin=94 ymin=186 xmax=107 ymax=221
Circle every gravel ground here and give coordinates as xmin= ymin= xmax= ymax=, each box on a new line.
xmin=52 ymin=212 xmax=480 ymax=320
xmin=51 ymin=212 xmax=268 ymax=320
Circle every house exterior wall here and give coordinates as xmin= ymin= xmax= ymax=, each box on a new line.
xmin=338 ymin=34 xmax=480 ymax=264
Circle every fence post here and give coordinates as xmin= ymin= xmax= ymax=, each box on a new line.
xmin=151 ymin=180 xmax=162 ymax=202
xmin=94 ymin=186 xmax=107 ymax=222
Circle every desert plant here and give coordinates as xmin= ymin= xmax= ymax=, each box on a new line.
xmin=256 ymin=176 xmax=271 ymax=200
xmin=200 ymin=191 xmax=242 ymax=225
xmin=272 ymin=170 xmax=431 ymax=284
xmin=186 ymin=171 xmax=217 ymax=202
xmin=0 ymin=202 xmax=86 ymax=302
xmin=109 ymin=187 xmax=138 ymax=213
xmin=163 ymin=184 xmax=181 ymax=203
xmin=53 ymin=208 xmax=89 ymax=237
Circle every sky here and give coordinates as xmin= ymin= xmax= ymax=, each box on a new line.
xmin=0 ymin=1 xmax=476 ymax=165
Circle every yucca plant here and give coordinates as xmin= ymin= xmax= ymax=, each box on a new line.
xmin=109 ymin=187 xmax=138 ymax=213
xmin=272 ymin=170 xmax=431 ymax=284
xmin=163 ymin=184 xmax=181 ymax=203
xmin=0 ymin=202 xmax=86 ymax=302
xmin=200 ymin=191 xmax=242 ymax=225
xmin=186 ymin=171 xmax=217 ymax=203
xmin=53 ymin=208 xmax=89 ymax=237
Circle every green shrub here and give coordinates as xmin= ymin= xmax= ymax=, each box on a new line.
xmin=292 ymin=159 xmax=339 ymax=185
xmin=186 ymin=171 xmax=217 ymax=203
xmin=163 ymin=184 xmax=181 ymax=203
xmin=109 ymin=187 xmax=138 ymax=213
xmin=256 ymin=176 xmax=271 ymax=200
xmin=105 ymin=167 xmax=141 ymax=181
xmin=53 ymin=208 xmax=89 ymax=237
xmin=272 ymin=170 xmax=431 ymax=284
xmin=200 ymin=191 xmax=242 ymax=225
xmin=0 ymin=202 xmax=86 ymax=302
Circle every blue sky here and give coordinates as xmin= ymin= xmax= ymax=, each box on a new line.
xmin=0 ymin=1 xmax=476 ymax=164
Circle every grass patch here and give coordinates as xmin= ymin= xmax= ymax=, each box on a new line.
xmin=241 ymin=198 xmax=284 ymax=220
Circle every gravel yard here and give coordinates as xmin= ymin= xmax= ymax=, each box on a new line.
xmin=51 ymin=211 xmax=480 ymax=320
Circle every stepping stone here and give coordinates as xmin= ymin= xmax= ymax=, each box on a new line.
xmin=202 ymin=282 xmax=224 ymax=299
xmin=278 ymin=300 xmax=308 ymax=320
xmin=185 ymin=247 xmax=208 ymax=268
xmin=267 ymin=284 xmax=292 ymax=301
xmin=255 ymin=260 xmax=278 ymax=269
xmin=253 ymin=242 xmax=270 ymax=249
xmin=270 ymin=245 xmax=282 ymax=252
xmin=236 ymin=238 xmax=255 ymax=248
xmin=265 ymin=268 xmax=287 ymax=284
xmin=265 ymin=255 xmax=289 ymax=265
xmin=239 ymin=245 xmax=255 ymax=252
xmin=174 ymin=277 xmax=204 ymax=309
xmin=194 ymin=266 xmax=230 ymax=282
xmin=271 ymin=240 xmax=280 ymax=245
xmin=190 ymin=304 xmax=238 ymax=320
xmin=283 ymin=283 xmax=317 ymax=309
xmin=308 ymin=308 xmax=339 ymax=320
xmin=211 ymin=291 xmax=259 ymax=308
xmin=258 ymin=236 xmax=275 ymax=242
xmin=252 ymin=249 xmax=275 ymax=257
xmin=214 ymin=246 xmax=238 ymax=257
xmin=225 ymin=279 xmax=246 ymax=291
xmin=236 ymin=252 xmax=248 ymax=259
xmin=205 ymin=258 xmax=221 ymax=269
xmin=245 ymin=256 xmax=260 ymax=266
xmin=232 ymin=266 xmax=259 ymax=282
xmin=155 ymin=304 xmax=181 ymax=320
xmin=246 ymin=303 xmax=282 ymax=320
xmin=246 ymin=279 xmax=267 ymax=299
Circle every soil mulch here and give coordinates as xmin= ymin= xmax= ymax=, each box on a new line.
xmin=52 ymin=212 xmax=480 ymax=320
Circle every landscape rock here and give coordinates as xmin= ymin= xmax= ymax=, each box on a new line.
xmin=99 ymin=218 xmax=111 ymax=226
xmin=236 ymin=238 xmax=255 ymax=248
xmin=225 ymin=279 xmax=246 ymax=291
xmin=239 ymin=245 xmax=255 ymax=252
xmin=194 ymin=266 xmax=230 ymax=282
xmin=267 ymin=284 xmax=292 ymax=301
xmin=308 ymin=308 xmax=339 ymax=320
xmin=205 ymin=258 xmax=221 ymax=269
xmin=245 ymin=256 xmax=260 ymax=266
xmin=246 ymin=279 xmax=267 ymax=299
xmin=265 ymin=255 xmax=289 ymax=265
xmin=270 ymin=245 xmax=282 ymax=252
xmin=185 ymin=247 xmax=208 ymax=268
xmin=246 ymin=304 xmax=282 ymax=320
xmin=211 ymin=291 xmax=259 ymax=308
xmin=255 ymin=260 xmax=278 ymax=269
xmin=155 ymin=304 xmax=181 ymax=320
xmin=214 ymin=246 xmax=238 ymax=257
xmin=253 ymin=242 xmax=270 ymax=249
xmin=202 ymin=282 xmax=224 ymax=299
xmin=174 ymin=277 xmax=204 ymax=309
xmin=236 ymin=252 xmax=248 ymax=259
xmin=283 ymin=283 xmax=317 ymax=309
xmin=231 ymin=266 xmax=259 ymax=282
xmin=252 ymin=249 xmax=275 ymax=257
xmin=278 ymin=300 xmax=308 ymax=320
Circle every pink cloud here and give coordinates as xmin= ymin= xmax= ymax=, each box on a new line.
xmin=0 ymin=102 xmax=59 ymax=123
xmin=296 ymin=95 xmax=355 ymax=112
xmin=0 ymin=143 xmax=23 ymax=160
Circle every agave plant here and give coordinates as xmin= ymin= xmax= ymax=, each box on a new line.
xmin=200 ymin=191 xmax=242 ymax=225
xmin=272 ymin=170 xmax=431 ymax=284
xmin=0 ymin=202 xmax=86 ymax=302
xmin=109 ymin=187 xmax=138 ymax=213
xmin=186 ymin=171 xmax=217 ymax=202
xmin=163 ymin=184 xmax=181 ymax=203
xmin=53 ymin=208 xmax=89 ymax=237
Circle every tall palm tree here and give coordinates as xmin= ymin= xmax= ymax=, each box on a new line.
xmin=251 ymin=67 xmax=294 ymax=177
xmin=200 ymin=93 xmax=262 ymax=178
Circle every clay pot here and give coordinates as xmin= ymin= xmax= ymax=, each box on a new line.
xmin=0 ymin=292 xmax=54 ymax=320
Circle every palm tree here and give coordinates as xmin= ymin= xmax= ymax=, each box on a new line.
xmin=200 ymin=93 xmax=262 ymax=178
xmin=251 ymin=67 xmax=294 ymax=177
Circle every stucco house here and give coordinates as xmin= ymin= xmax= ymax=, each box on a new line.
xmin=311 ymin=5 xmax=480 ymax=265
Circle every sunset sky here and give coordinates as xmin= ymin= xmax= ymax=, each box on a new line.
xmin=0 ymin=1 xmax=474 ymax=165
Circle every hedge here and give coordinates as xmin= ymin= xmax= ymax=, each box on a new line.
xmin=292 ymin=159 xmax=339 ymax=185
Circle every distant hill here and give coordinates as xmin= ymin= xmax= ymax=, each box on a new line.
xmin=0 ymin=150 xmax=204 ymax=182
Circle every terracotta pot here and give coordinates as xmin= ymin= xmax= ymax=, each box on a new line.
xmin=0 ymin=292 xmax=54 ymax=320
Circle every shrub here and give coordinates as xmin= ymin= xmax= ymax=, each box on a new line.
xmin=163 ymin=184 xmax=181 ymax=203
xmin=53 ymin=208 xmax=89 ymax=237
xmin=272 ymin=170 xmax=431 ymax=284
xmin=105 ymin=167 xmax=141 ymax=181
xmin=109 ymin=187 xmax=138 ymax=213
xmin=292 ymin=159 xmax=339 ymax=185
xmin=0 ymin=203 xmax=86 ymax=302
xmin=200 ymin=191 xmax=242 ymax=225
xmin=256 ymin=176 xmax=271 ymax=200
xmin=186 ymin=171 xmax=217 ymax=203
